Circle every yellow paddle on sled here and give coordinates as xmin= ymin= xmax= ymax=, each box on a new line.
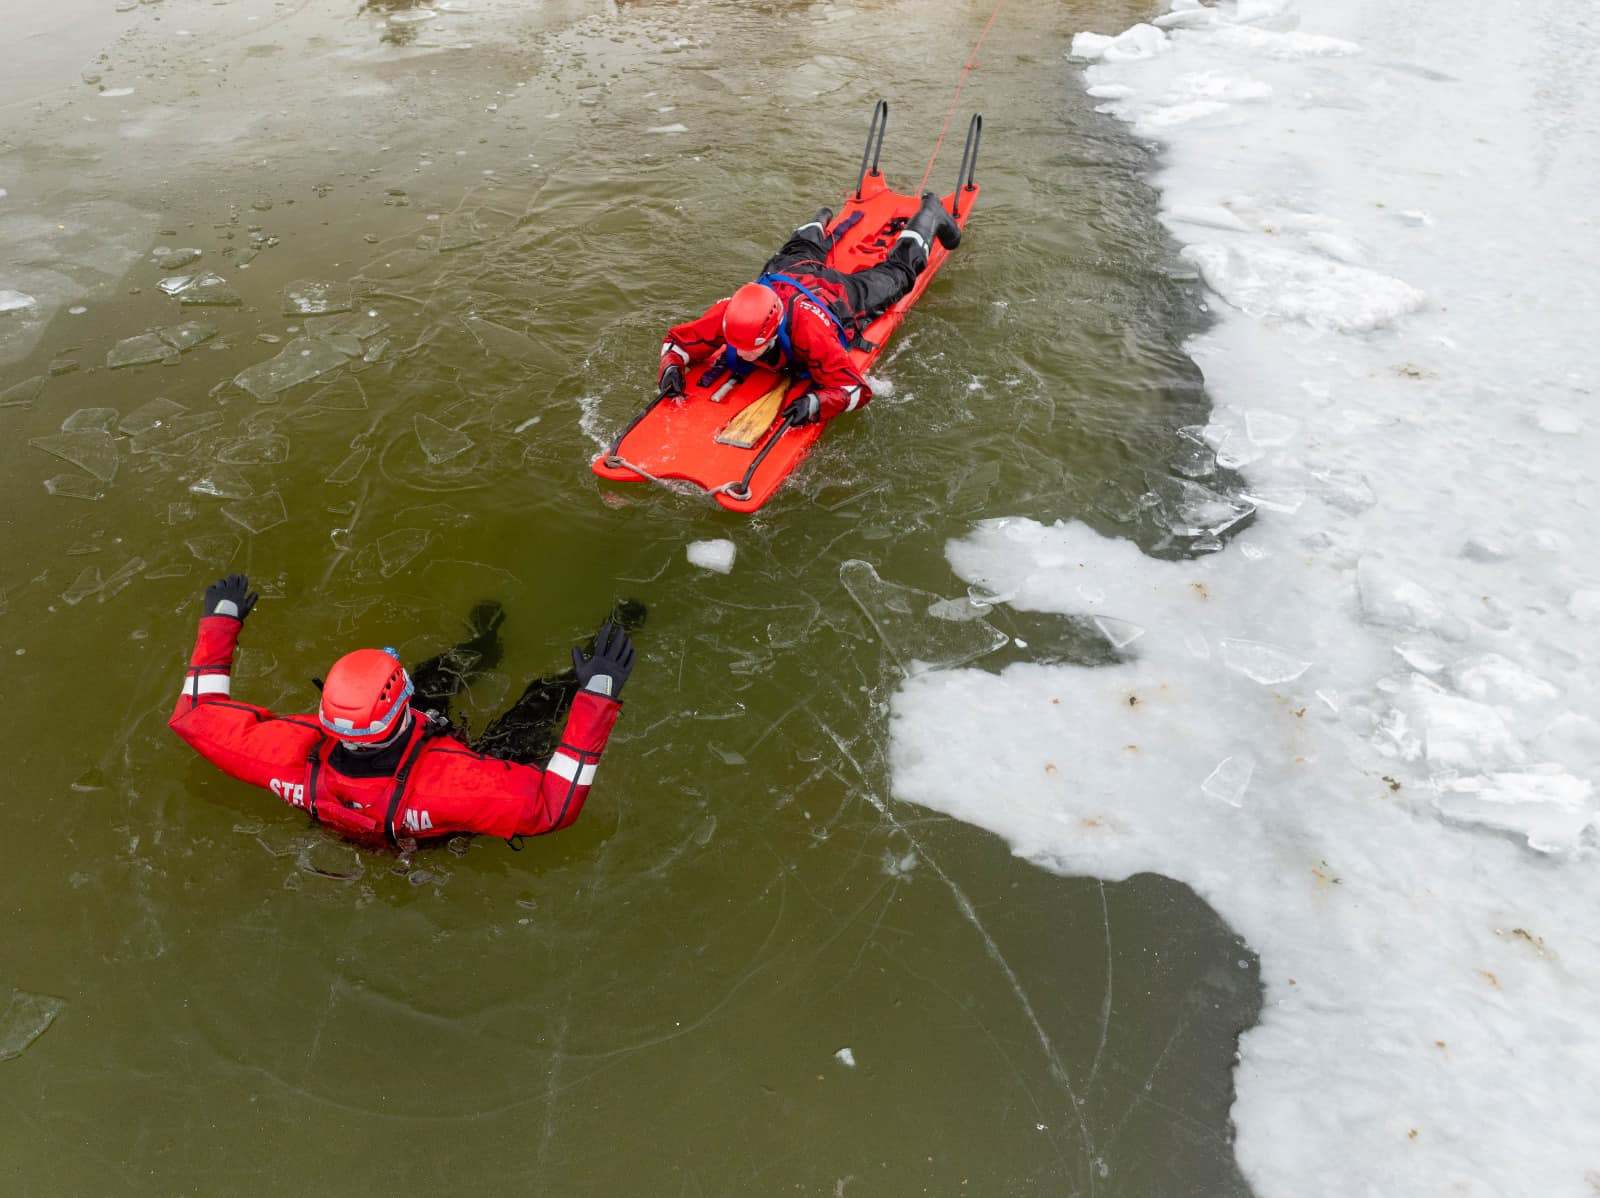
xmin=713 ymin=378 xmax=792 ymax=449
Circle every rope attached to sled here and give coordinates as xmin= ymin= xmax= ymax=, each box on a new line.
xmin=916 ymin=0 xmax=1007 ymax=196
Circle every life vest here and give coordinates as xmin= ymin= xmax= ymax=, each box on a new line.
xmin=723 ymin=271 xmax=853 ymax=380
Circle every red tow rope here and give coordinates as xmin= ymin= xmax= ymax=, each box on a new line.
xmin=917 ymin=0 xmax=1007 ymax=196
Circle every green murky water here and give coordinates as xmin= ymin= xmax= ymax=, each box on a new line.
xmin=1 ymin=1 xmax=1259 ymax=1193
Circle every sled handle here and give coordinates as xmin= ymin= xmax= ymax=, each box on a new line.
xmin=603 ymin=386 xmax=672 ymax=467
xmin=725 ymin=407 xmax=801 ymax=502
xmin=854 ymin=100 xmax=889 ymax=201
xmin=952 ymin=113 xmax=982 ymax=219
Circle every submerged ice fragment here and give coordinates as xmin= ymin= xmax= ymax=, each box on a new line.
xmin=0 ymin=988 xmax=65 ymax=1062
xmin=233 ymin=338 xmax=348 ymax=400
xmin=377 ymin=528 xmax=431 ymax=578
xmin=323 ymin=446 xmax=370 ymax=484
xmin=157 ymin=320 xmax=218 ymax=352
xmin=840 ymin=560 xmax=1008 ymax=675
xmin=29 ymin=430 xmax=119 ymax=482
xmin=44 ymin=474 xmax=104 ymax=500
xmin=106 ymin=332 xmax=175 ymax=369
xmin=282 ymin=280 xmax=352 ymax=317
xmin=222 ymin=489 xmax=288 ymax=534
xmin=1219 ymin=638 xmax=1312 ymax=685
xmin=216 ymin=433 xmax=289 ymax=465
xmin=118 ymin=396 xmax=186 ymax=435
xmin=176 ymin=273 xmax=241 ymax=306
xmin=1144 ymin=474 xmax=1255 ymax=539
xmin=413 ymin=413 xmax=473 ymax=464
xmin=60 ymin=407 xmax=119 ymax=432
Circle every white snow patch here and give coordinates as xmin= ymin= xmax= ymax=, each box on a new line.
xmin=889 ymin=0 xmax=1600 ymax=1193
xmin=687 ymin=539 xmax=736 ymax=574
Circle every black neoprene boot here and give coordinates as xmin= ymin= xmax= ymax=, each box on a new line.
xmin=798 ymin=206 xmax=834 ymax=236
xmin=906 ymin=191 xmax=961 ymax=251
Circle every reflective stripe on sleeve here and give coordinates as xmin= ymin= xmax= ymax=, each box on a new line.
xmin=547 ymin=752 xmax=599 ymax=786
xmin=661 ymin=341 xmax=689 ymax=363
xmin=183 ymin=674 xmax=231 ymax=700
xmin=843 ymin=386 xmax=863 ymax=413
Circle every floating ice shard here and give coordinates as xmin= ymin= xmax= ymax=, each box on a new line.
xmin=647 ymin=123 xmax=689 ymax=134
xmin=29 ymin=430 xmax=119 ymax=482
xmin=928 ymin=596 xmax=996 ymax=622
xmin=282 ymin=280 xmax=352 ymax=317
xmin=840 ymin=560 xmax=1008 ymax=675
xmin=216 ymin=433 xmax=289 ymax=465
xmin=176 ymin=273 xmax=241 ymax=306
xmin=1093 ymin=615 xmax=1146 ymax=649
xmin=0 ymin=290 xmax=38 ymax=315
xmin=0 ymin=375 xmax=44 ymax=405
xmin=158 ymin=275 xmax=195 ymax=295
xmin=377 ymin=528 xmax=430 ymax=578
xmin=1144 ymin=474 xmax=1255 ymax=538
xmin=156 ymin=248 xmax=202 ymax=269
xmin=60 ymin=407 xmax=119 ymax=432
xmin=1433 ymin=769 xmax=1596 ymax=855
xmin=118 ymin=396 xmax=186 ymax=435
xmin=323 ymin=446 xmax=370 ymax=484
xmin=413 ymin=413 xmax=473 ymax=464
xmin=61 ymin=565 xmax=104 ymax=606
xmin=185 ymin=535 xmax=240 ymax=567
xmin=189 ymin=466 xmax=254 ymax=500
xmin=44 ymin=474 xmax=104 ymax=500
xmin=233 ymin=337 xmax=347 ymax=400
xmin=99 ymin=556 xmax=146 ymax=601
xmin=1219 ymin=637 xmax=1312 ymax=685
xmin=1201 ymin=754 xmax=1255 ymax=807
xmin=106 ymin=332 xmax=176 ymax=369
xmin=222 ymin=489 xmax=288 ymax=535
xmin=157 ymin=320 xmax=218 ymax=352
xmin=0 ymin=989 xmax=65 ymax=1062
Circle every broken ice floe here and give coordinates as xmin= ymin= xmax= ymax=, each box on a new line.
xmin=841 ymin=560 xmax=1007 ymax=675
xmin=1 ymin=290 xmax=38 ymax=315
xmin=413 ymin=414 xmax=474 ymax=465
xmin=0 ymin=988 xmax=65 ymax=1062
xmin=222 ymin=489 xmax=288 ymax=535
xmin=282 ymin=280 xmax=352 ymax=317
xmin=29 ymin=430 xmax=119 ymax=483
xmin=233 ymin=337 xmax=349 ymax=401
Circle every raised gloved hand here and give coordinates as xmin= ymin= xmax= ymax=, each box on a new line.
xmin=784 ymin=393 xmax=822 ymax=426
xmin=571 ymin=621 xmax=635 ymax=699
xmin=203 ymin=573 xmax=259 ymax=622
xmin=658 ymin=356 xmax=686 ymax=400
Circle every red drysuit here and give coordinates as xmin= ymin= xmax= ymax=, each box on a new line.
xmin=169 ymin=615 xmax=620 ymax=846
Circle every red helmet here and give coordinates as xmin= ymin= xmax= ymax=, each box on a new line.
xmin=723 ymin=283 xmax=784 ymax=354
xmin=319 ymin=647 xmax=414 ymax=744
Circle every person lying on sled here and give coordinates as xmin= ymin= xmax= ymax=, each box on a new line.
xmin=656 ymin=191 xmax=962 ymax=425
xmin=169 ymin=574 xmax=640 ymax=848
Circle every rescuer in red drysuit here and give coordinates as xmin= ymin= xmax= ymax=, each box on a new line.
xmin=169 ymin=574 xmax=638 ymax=848
xmin=657 ymin=191 xmax=962 ymax=425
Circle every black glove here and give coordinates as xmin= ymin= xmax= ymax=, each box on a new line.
xmin=658 ymin=359 xmax=686 ymax=400
xmin=784 ymin=393 xmax=821 ymax=426
xmin=203 ymin=573 xmax=258 ymax=622
xmin=571 ymin=621 xmax=635 ymax=698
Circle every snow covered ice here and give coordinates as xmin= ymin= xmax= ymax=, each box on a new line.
xmin=890 ymin=1 xmax=1600 ymax=1194
xmin=686 ymin=538 xmax=736 ymax=574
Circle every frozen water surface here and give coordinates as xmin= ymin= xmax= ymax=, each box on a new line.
xmin=221 ymin=489 xmax=287 ymax=534
xmin=840 ymin=560 xmax=1008 ymax=675
xmin=413 ymin=413 xmax=474 ymax=464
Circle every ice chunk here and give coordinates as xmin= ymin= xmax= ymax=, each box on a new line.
xmin=1145 ymin=474 xmax=1255 ymax=539
xmin=61 ymin=565 xmax=104 ymax=606
xmin=222 ymin=489 xmax=288 ymax=534
xmin=323 ymin=446 xmax=370 ymax=484
xmin=99 ymin=556 xmax=146 ymax=601
xmin=106 ymin=332 xmax=176 ymax=369
xmin=157 ymin=321 xmax=218 ymax=352
xmin=61 ymin=407 xmax=119 ymax=432
xmin=928 ymin=596 xmax=996 ymax=622
xmin=282 ymin=280 xmax=352 ymax=317
xmin=156 ymin=248 xmax=202 ymax=269
xmin=1093 ymin=616 xmax=1146 ymax=649
xmin=377 ymin=528 xmax=431 ymax=578
xmin=1448 ymin=654 xmax=1558 ymax=709
xmin=1071 ymin=24 xmax=1167 ymax=63
xmin=1409 ymin=683 xmax=1525 ymax=773
xmin=185 ymin=535 xmax=240 ymax=567
xmin=44 ymin=474 xmax=103 ymax=500
xmin=0 ymin=988 xmax=65 ymax=1062
xmin=1433 ymin=770 xmax=1596 ymax=854
xmin=1356 ymin=559 xmax=1467 ymax=640
xmin=1201 ymin=754 xmax=1255 ymax=807
xmin=834 ymin=1047 xmax=856 ymax=1068
xmin=0 ymin=289 xmax=38 ymax=316
xmin=687 ymin=539 xmax=736 ymax=574
xmin=158 ymin=275 xmax=195 ymax=295
xmin=1219 ymin=638 xmax=1312 ymax=685
xmin=840 ymin=560 xmax=1008 ymax=675
xmin=216 ymin=434 xmax=289 ymax=465
xmin=413 ymin=413 xmax=473 ymax=464
xmin=189 ymin=467 xmax=255 ymax=499
xmin=176 ymin=273 xmax=242 ymax=306
xmin=118 ymin=396 xmax=186 ymax=435
xmin=29 ymin=431 xmax=119 ymax=482
xmin=233 ymin=338 xmax=347 ymax=400
xmin=1182 ymin=242 xmax=1424 ymax=333
xmin=646 ymin=124 xmax=689 ymax=135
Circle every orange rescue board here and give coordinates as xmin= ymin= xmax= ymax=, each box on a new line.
xmin=592 ymin=173 xmax=980 ymax=514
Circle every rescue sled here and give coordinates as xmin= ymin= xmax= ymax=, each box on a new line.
xmin=592 ymin=102 xmax=982 ymax=513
